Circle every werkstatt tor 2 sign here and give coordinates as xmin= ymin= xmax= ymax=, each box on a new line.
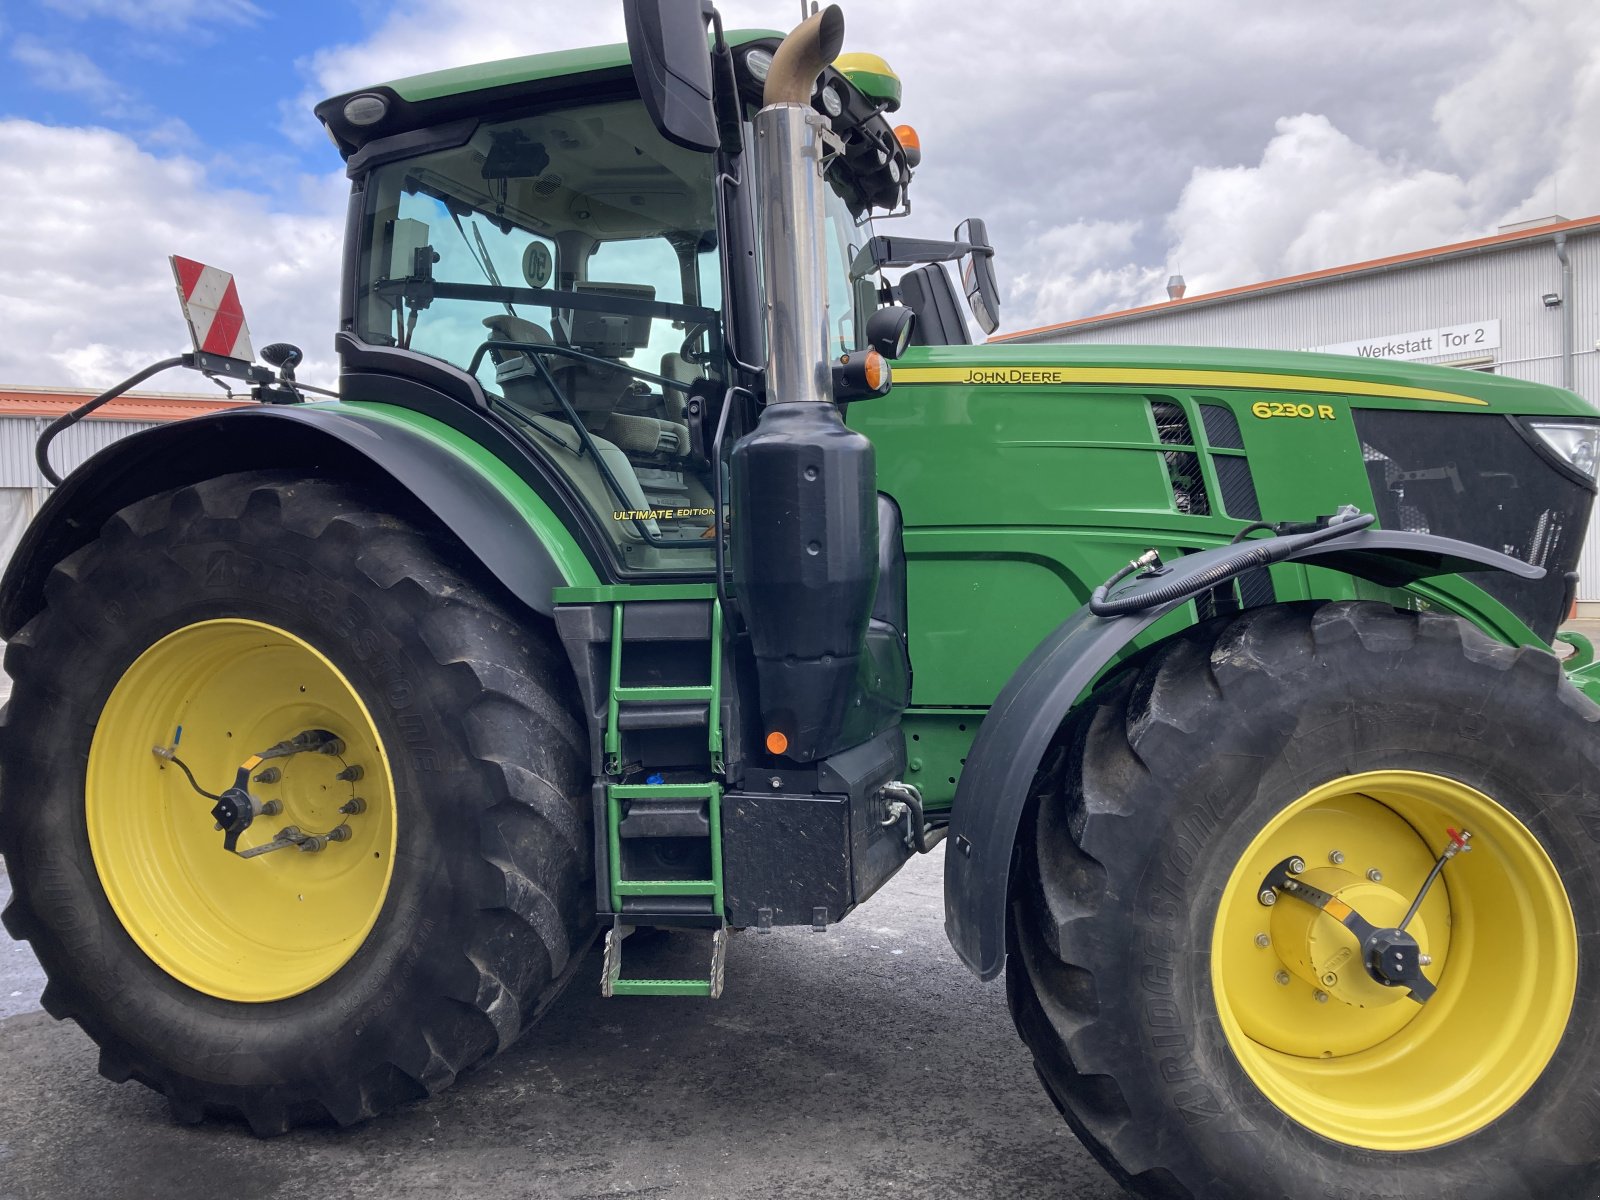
xmin=1307 ymin=319 xmax=1500 ymax=362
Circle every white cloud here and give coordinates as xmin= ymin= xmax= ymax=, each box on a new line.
xmin=0 ymin=120 xmax=344 ymax=390
xmin=9 ymin=35 xmax=127 ymax=110
xmin=1008 ymin=220 xmax=1165 ymax=332
xmin=39 ymin=0 xmax=263 ymax=32
xmin=1165 ymin=114 xmax=1481 ymax=296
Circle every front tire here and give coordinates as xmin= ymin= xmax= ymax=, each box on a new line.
xmin=1009 ymin=601 xmax=1600 ymax=1199
xmin=0 ymin=471 xmax=592 ymax=1133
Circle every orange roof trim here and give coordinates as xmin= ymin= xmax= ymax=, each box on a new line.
xmin=994 ymin=213 xmax=1600 ymax=343
xmin=0 ymin=387 xmax=250 ymax=423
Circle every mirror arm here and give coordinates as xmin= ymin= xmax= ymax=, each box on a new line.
xmin=849 ymin=235 xmax=977 ymax=279
xmin=708 ymin=9 xmax=745 ymax=157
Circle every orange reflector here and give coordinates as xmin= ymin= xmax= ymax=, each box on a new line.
xmin=894 ymin=124 xmax=921 ymax=167
xmin=766 ymin=730 xmax=789 ymax=755
xmin=864 ymin=350 xmax=887 ymax=391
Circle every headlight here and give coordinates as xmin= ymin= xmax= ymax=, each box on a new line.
xmin=342 ymin=94 xmax=389 ymax=126
xmin=1527 ymin=420 xmax=1600 ymax=479
xmin=744 ymin=48 xmax=773 ymax=82
xmin=818 ymin=84 xmax=842 ymax=117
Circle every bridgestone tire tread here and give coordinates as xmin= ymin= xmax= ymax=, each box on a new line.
xmin=1007 ymin=600 xmax=1600 ymax=1200
xmin=0 ymin=471 xmax=592 ymax=1134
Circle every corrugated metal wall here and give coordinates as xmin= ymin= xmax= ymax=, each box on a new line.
xmin=1017 ymin=229 xmax=1600 ymax=597
xmin=0 ymin=416 xmax=160 ymax=489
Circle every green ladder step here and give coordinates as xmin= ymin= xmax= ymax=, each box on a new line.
xmin=602 ymin=921 xmax=727 ymax=999
xmin=603 ymin=600 xmax=723 ymax=774
xmin=605 ymin=782 xmax=724 ymax=912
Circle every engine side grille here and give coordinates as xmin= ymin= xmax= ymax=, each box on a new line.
xmin=1213 ymin=455 xmax=1262 ymax=520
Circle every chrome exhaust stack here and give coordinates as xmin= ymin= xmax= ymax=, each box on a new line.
xmin=752 ymin=4 xmax=844 ymax=406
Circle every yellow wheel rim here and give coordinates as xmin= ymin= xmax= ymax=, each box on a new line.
xmin=87 ymin=619 xmax=398 ymax=1003
xmin=1212 ymin=770 xmax=1576 ymax=1150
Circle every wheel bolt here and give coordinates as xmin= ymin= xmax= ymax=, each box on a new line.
xmin=259 ymin=799 xmax=282 ymax=816
xmin=339 ymin=796 xmax=366 ymax=815
xmin=298 ymin=835 xmax=328 ymax=853
xmin=1287 ymin=857 xmax=1306 ymax=875
xmin=318 ymin=738 xmax=347 ymax=757
xmin=1419 ymin=954 xmax=1434 ymax=967
xmin=1328 ymin=849 xmax=1345 ymax=865
xmin=1254 ymin=933 xmax=1271 ymax=949
xmin=335 ymin=765 xmax=364 ymax=782
xmin=253 ymin=767 xmax=281 ymax=784
xmin=1367 ymin=868 xmax=1383 ymax=883
xmin=327 ymin=824 xmax=352 ymax=842
xmin=1275 ymin=971 xmax=1290 ymax=986
xmin=1314 ymin=990 xmax=1330 ymax=1004
xmin=1258 ymin=889 xmax=1278 ymax=907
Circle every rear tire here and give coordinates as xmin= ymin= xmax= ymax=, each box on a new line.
xmin=0 ymin=471 xmax=592 ymax=1133
xmin=1008 ymin=601 xmax=1600 ymax=1200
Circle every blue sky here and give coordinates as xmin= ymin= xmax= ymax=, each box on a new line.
xmin=2 ymin=2 xmax=367 ymax=189
xmin=0 ymin=0 xmax=1595 ymax=389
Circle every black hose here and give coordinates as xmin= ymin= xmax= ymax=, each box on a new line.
xmin=36 ymin=356 xmax=185 ymax=485
xmin=1089 ymin=514 xmax=1376 ymax=617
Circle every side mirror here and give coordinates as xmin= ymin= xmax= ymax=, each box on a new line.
xmin=866 ymin=306 xmax=916 ymax=359
xmin=954 ymin=217 xmax=1001 ymax=335
xmin=624 ymin=0 xmax=719 ymax=153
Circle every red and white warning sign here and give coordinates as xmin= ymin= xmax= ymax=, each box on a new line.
xmin=169 ymin=255 xmax=255 ymax=362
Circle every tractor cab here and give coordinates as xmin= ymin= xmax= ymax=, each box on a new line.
xmin=337 ymin=25 xmax=997 ymax=579
xmin=352 ymin=95 xmax=728 ymax=569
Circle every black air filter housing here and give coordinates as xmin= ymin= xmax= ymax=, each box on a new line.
xmin=730 ymin=403 xmax=878 ymax=761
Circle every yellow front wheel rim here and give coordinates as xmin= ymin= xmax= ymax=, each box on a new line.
xmin=1212 ymin=770 xmax=1577 ymax=1150
xmin=87 ymin=619 xmax=398 ymax=1003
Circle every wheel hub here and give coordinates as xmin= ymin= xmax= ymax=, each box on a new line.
xmin=1265 ymin=866 xmax=1430 ymax=1009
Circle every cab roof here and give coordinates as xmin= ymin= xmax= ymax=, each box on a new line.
xmin=315 ymin=30 xmax=781 ymax=160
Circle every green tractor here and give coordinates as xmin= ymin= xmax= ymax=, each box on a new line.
xmin=3 ymin=4 xmax=1599 ymax=1196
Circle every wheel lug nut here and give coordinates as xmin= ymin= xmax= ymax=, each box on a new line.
xmin=327 ymin=824 xmax=352 ymax=842
xmin=253 ymin=767 xmax=281 ymax=784
xmin=1287 ymin=857 xmax=1306 ymax=875
xmin=1275 ymin=971 xmax=1290 ymax=986
xmin=1328 ymin=849 xmax=1345 ymax=865
xmin=317 ymin=738 xmax=347 ymax=757
xmin=1258 ymin=888 xmax=1278 ymax=907
xmin=335 ymin=764 xmax=364 ymax=782
xmin=339 ymin=796 xmax=366 ymax=815
xmin=1367 ymin=868 xmax=1383 ymax=882
xmin=1314 ymin=990 xmax=1330 ymax=1004
xmin=1255 ymin=933 xmax=1271 ymax=949
xmin=259 ymin=799 xmax=282 ymax=816
xmin=1419 ymin=954 xmax=1434 ymax=967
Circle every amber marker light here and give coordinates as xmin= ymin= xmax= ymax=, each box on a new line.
xmin=894 ymin=124 xmax=921 ymax=167
xmin=766 ymin=730 xmax=789 ymax=755
xmin=863 ymin=349 xmax=888 ymax=391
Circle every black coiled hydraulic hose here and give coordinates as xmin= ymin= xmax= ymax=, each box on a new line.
xmin=1089 ymin=513 xmax=1376 ymax=617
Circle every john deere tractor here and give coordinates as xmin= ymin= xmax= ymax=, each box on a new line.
xmin=3 ymin=4 xmax=1599 ymax=1197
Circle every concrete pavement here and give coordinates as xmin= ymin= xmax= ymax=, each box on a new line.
xmin=0 ymin=850 xmax=1125 ymax=1200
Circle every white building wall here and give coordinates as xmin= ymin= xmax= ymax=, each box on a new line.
xmin=1013 ymin=227 xmax=1600 ymax=598
xmin=0 ymin=416 xmax=161 ymax=589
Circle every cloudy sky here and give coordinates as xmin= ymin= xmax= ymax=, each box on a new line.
xmin=0 ymin=0 xmax=1595 ymax=388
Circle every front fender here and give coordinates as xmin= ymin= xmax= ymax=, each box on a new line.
xmin=0 ymin=402 xmax=600 ymax=638
xmin=942 ymin=528 xmax=1545 ymax=980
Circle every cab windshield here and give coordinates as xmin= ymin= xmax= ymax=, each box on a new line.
xmin=355 ymin=97 xmax=724 ymax=571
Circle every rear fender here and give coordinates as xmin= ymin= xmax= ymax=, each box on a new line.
xmin=942 ymin=528 xmax=1545 ymax=980
xmin=0 ymin=402 xmax=601 ymax=638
